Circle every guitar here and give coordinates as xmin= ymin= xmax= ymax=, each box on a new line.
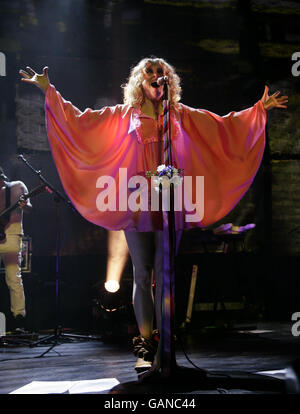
xmin=0 ymin=184 xmax=46 ymax=242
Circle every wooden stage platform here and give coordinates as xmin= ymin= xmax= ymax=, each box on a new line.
xmin=1 ymin=320 xmax=299 ymax=399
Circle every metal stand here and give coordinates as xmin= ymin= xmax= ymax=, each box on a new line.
xmin=138 ymin=79 xmax=206 ymax=382
xmin=18 ymin=155 xmax=99 ymax=355
xmin=138 ymin=183 xmax=206 ymax=383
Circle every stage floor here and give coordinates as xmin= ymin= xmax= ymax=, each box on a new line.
xmin=0 ymin=320 xmax=299 ymax=396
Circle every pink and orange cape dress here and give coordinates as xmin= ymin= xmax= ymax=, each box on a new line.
xmin=45 ymin=85 xmax=266 ymax=231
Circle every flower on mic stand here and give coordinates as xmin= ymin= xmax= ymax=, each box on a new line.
xmin=146 ymin=164 xmax=184 ymax=191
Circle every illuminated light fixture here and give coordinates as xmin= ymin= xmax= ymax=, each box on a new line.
xmin=104 ymin=230 xmax=129 ymax=294
xmin=96 ymin=231 xmax=129 ymax=312
xmin=97 ymin=287 xmax=124 ymax=313
xmin=105 ymin=280 xmax=120 ymax=293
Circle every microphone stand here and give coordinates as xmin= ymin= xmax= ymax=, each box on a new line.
xmin=158 ymin=81 xmax=177 ymax=376
xmin=139 ymin=80 xmax=206 ymax=383
xmin=18 ymin=155 xmax=98 ymax=356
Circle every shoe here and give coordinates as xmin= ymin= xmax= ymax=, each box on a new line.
xmin=135 ymin=357 xmax=152 ymax=373
xmin=13 ymin=315 xmax=26 ymax=334
xmin=133 ymin=331 xmax=160 ymax=373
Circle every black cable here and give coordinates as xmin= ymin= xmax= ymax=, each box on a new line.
xmin=0 ymin=349 xmax=62 ymax=362
xmin=176 ymin=330 xmax=232 ymax=379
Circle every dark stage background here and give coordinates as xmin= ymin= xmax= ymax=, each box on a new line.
xmin=0 ymin=0 xmax=300 ymax=333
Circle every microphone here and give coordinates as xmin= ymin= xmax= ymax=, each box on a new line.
xmin=157 ymin=76 xmax=168 ymax=86
xmin=151 ymin=76 xmax=169 ymax=88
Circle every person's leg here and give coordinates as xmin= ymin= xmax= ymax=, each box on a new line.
xmin=2 ymin=236 xmax=25 ymax=318
xmin=124 ymin=231 xmax=155 ymax=340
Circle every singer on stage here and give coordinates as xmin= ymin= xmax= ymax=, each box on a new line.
xmin=19 ymin=57 xmax=288 ymax=372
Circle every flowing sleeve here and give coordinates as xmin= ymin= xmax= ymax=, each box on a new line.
xmin=44 ymin=84 xmax=137 ymax=230
xmin=175 ymin=100 xmax=267 ymax=227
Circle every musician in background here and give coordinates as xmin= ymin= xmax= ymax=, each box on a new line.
xmin=0 ymin=166 xmax=32 ymax=332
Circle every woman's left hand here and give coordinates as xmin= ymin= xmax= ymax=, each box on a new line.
xmin=261 ymin=85 xmax=288 ymax=111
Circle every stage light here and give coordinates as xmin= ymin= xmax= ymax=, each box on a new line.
xmin=98 ymin=290 xmax=121 ymax=312
xmin=91 ymin=231 xmax=129 ymax=313
xmin=105 ymin=280 xmax=120 ymax=293
xmin=104 ymin=230 xmax=129 ymax=294
xmin=96 ymin=283 xmax=128 ymax=313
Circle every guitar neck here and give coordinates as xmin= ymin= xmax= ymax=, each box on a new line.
xmin=0 ymin=184 xmax=46 ymax=219
xmin=0 ymin=200 xmax=21 ymax=218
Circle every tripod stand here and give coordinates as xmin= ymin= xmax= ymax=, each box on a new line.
xmin=18 ymin=155 xmax=99 ymax=356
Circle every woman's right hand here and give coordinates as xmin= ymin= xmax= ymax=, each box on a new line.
xmin=19 ymin=66 xmax=50 ymax=93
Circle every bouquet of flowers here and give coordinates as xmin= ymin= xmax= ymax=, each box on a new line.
xmin=146 ymin=164 xmax=184 ymax=189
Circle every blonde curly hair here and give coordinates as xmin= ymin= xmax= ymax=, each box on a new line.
xmin=122 ymin=57 xmax=182 ymax=108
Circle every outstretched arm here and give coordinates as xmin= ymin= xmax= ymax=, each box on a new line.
xmin=19 ymin=66 xmax=50 ymax=94
xmin=261 ymin=85 xmax=288 ymax=111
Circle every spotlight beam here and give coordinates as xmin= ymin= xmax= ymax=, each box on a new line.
xmin=105 ymin=230 xmax=129 ymax=292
